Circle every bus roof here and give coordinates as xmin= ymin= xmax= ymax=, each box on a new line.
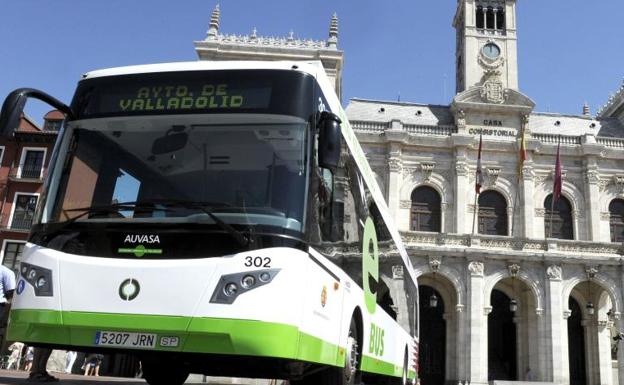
xmin=82 ymin=61 xmax=325 ymax=81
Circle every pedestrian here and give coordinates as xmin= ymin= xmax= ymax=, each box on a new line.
xmin=83 ymin=353 xmax=103 ymax=376
xmin=6 ymin=341 xmax=24 ymax=370
xmin=23 ymin=347 xmax=33 ymax=372
xmin=27 ymin=348 xmax=58 ymax=382
xmin=0 ymin=264 xmax=16 ymax=344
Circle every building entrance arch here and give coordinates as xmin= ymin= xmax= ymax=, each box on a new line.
xmin=488 ymin=288 xmax=517 ymax=381
xmin=418 ymin=285 xmax=446 ymax=385
xmin=568 ymin=297 xmax=587 ymax=385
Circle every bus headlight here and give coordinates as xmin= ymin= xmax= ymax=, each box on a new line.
xmin=241 ymin=275 xmax=255 ymax=289
xmin=19 ymin=262 xmax=53 ymax=297
xmin=210 ymin=269 xmax=280 ymax=304
xmin=224 ymin=283 xmax=239 ymax=297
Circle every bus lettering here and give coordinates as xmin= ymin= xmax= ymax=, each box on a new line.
xmin=362 ymin=217 xmax=379 ymax=314
xmin=369 ymin=323 xmax=385 ymax=356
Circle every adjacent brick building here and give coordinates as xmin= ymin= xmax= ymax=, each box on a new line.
xmin=0 ymin=111 xmax=61 ymax=272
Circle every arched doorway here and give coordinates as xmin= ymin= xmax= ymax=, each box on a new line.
xmin=568 ymin=280 xmax=616 ymax=385
xmin=488 ymin=289 xmax=517 ymax=380
xmin=568 ymin=297 xmax=587 ymax=385
xmin=418 ymin=285 xmax=446 ymax=385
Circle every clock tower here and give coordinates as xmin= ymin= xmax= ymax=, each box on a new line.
xmin=454 ymin=0 xmax=519 ymax=94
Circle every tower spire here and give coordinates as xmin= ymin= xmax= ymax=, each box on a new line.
xmin=583 ymin=102 xmax=591 ymax=116
xmin=327 ymin=13 xmax=338 ymax=49
xmin=207 ymin=4 xmax=220 ymax=40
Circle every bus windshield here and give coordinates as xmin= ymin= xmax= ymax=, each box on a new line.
xmin=43 ymin=114 xmax=308 ymax=232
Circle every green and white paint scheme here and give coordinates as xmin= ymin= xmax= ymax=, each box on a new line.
xmin=8 ymin=61 xmax=418 ymax=383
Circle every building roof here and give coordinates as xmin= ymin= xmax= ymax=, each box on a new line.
xmin=346 ymin=98 xmax=624 ymax=138
xmin=346 ymin=98 xmax=455 ymax=127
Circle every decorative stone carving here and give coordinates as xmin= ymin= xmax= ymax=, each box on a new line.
xmin=563 ymin=310 xmax=572 ymax=319
xmin=468 ymin=261 xmax=484 ymax=277
xmin=536 ymin=308 xmax=544 ymax=316
xmin=455 ymin=304 xmax=465 ymax=313
xmin=456 ymin=110 xmax=466 ymax=130
xmin=508 ymin=263 xmax=520 ymax=277
xmin=392 ymin=265 xmax=404 ymax=280
xmin=429 ymin=257 xmax=441 ymax=273
xmin=547 ymin=265 xmax=562 ymax=280
xmin=399 ymin=200 xmax=412 ymax=209
xmin=388 ymin=157 xmax=402 ymax=173
xmin=480 ymin=78 xmax=508 ymax=104
xmin=613 ymin=175 xmax=624 ymax=196
xmin=535 ymin=208 xmax=546 ymax=217
xmin=585 ymin=266 xmax=599 ymax=279
xmin=585 ymin=170 xmax=600 ymax=185
xmin=521 ymin=165 xmax=535 ymax=181
xmin=487 ymin=167 xmax=501 ymax=184
xmin=601 ymin=211 xmax=611 ymax=221
xmin=455 ymin=162 xmax=469 ymax=176
xmin=598 ymin=178 xmax=609 ymax=192
xmin=420 ymin=162 xmax=436 ymax=181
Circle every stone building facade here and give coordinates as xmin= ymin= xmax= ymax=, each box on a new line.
xmin=197 ymin=2 xmax=624 ymax=385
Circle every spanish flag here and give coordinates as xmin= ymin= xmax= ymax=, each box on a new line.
xmin=517 ymin=126 xmax=527 ymax=177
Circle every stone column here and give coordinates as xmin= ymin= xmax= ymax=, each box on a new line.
xmin=468 ymin=261 xmax=488 ymax=385
xmin=597 ymin=320 xmax=614 ymax=385
xmin=456 ymin=304 xmax=468 ymax=383
xmin=585 ymin=159 xmax=602 ymax=241
xmin=455 ymin=150 xmax=470 ymax=234
xmin=615 ymin=316 xmax=624 ymax=385
xmin=387 ymin=142 xmax=403 ymax=220
xmin=521 ymin=162 xmax=535 ymax=238
xmin=546 ymin=264 xmax=569 ymax=383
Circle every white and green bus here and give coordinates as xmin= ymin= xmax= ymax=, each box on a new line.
xmin=0 ymin=61 xmax=419 ymax=385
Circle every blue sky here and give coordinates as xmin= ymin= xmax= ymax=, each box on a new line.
xmin=1 ymin=1 xmax=623 ymax=124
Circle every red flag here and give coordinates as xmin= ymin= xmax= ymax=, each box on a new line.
xmin=518 ymin=126 xmax=527 ymax=176
xmin=475 ymin=135 xmax=484 ymax=194
xmin=553 ymin=139 xmax=562 ymax=203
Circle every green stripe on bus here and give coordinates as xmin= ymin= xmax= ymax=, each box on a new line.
xmin=361 ymin=354 xmax=403 ymax=377
xmin=8 ymin=309 xmax=343 ymax=367
xmin=9 ymin=310 xmax=405 ymax=378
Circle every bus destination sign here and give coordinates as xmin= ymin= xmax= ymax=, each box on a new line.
xmin=116 ymin=83 xmax=269 ymax=113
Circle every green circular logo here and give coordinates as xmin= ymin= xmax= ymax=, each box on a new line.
xmin=119 ymin=278 xmax=140 ymax=301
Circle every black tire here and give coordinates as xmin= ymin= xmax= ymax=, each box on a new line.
xmin=291 ymin=318 xmax=361 ymax=385
xmin=141 ymin=358 xmax=189 ymax=385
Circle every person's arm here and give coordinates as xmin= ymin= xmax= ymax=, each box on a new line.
xmin=4 ymin=270 xmax=16 ymax=303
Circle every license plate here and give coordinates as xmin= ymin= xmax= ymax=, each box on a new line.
xmin=95 ymin=331 xmax=156 ymax=349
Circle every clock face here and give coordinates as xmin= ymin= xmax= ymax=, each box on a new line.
xmin=482 ymin=43 xmax=501 ymax=59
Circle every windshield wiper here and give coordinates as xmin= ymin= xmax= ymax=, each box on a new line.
xmin=148 ymin=199 xmax=250 ymax=247
xmin=48 ymin=200 xmax=250 ymax=247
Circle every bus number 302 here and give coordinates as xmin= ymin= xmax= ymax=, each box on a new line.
xmin=244 ymin=256 xmax=271 ymax=268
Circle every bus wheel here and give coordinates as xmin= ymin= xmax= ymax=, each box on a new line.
xmin=141 ymin=358 xmax=189 ymax=385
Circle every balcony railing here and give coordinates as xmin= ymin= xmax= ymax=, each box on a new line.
xmin=400 ymin=231 xmax=624 ymax=256
xmin=7 ymin=216 xmax=34 ymax=231
xmin=8 ymin=164 xmax=43 ymax=181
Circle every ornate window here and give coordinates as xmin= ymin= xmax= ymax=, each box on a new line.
xmin=478 ymin=190 xmax=508 ymax=236
xmin=609 ymin=199 xmax=624 ymax=242
xmin=410 ymin=186 xmax=441 ymax=232
xmin=544 ymin=194 xmax=573 ymax=240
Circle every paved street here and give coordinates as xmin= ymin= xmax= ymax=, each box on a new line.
xmin=0 ymin=370 xmax=144 ymax=385
xmin=0 ymin=371 xmax=281 ymax=385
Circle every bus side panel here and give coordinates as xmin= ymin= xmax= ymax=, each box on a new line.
xmin=297 ymin=248 xmax=345 ymax=367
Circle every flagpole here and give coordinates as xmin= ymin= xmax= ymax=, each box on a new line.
xmin=549 ymin=193 xmax=555 ymax=238
xmin=472 ymin=192 xmax=479 ymax=235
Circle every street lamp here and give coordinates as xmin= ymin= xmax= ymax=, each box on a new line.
xmin=429 ymin=291 xmax=438 ymax=308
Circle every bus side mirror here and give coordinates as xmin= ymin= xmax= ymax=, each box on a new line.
xmin=318 ymin=111 xmax=342 ymax=171
xmin=0 ymin=88 xmax=73 ymax=137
